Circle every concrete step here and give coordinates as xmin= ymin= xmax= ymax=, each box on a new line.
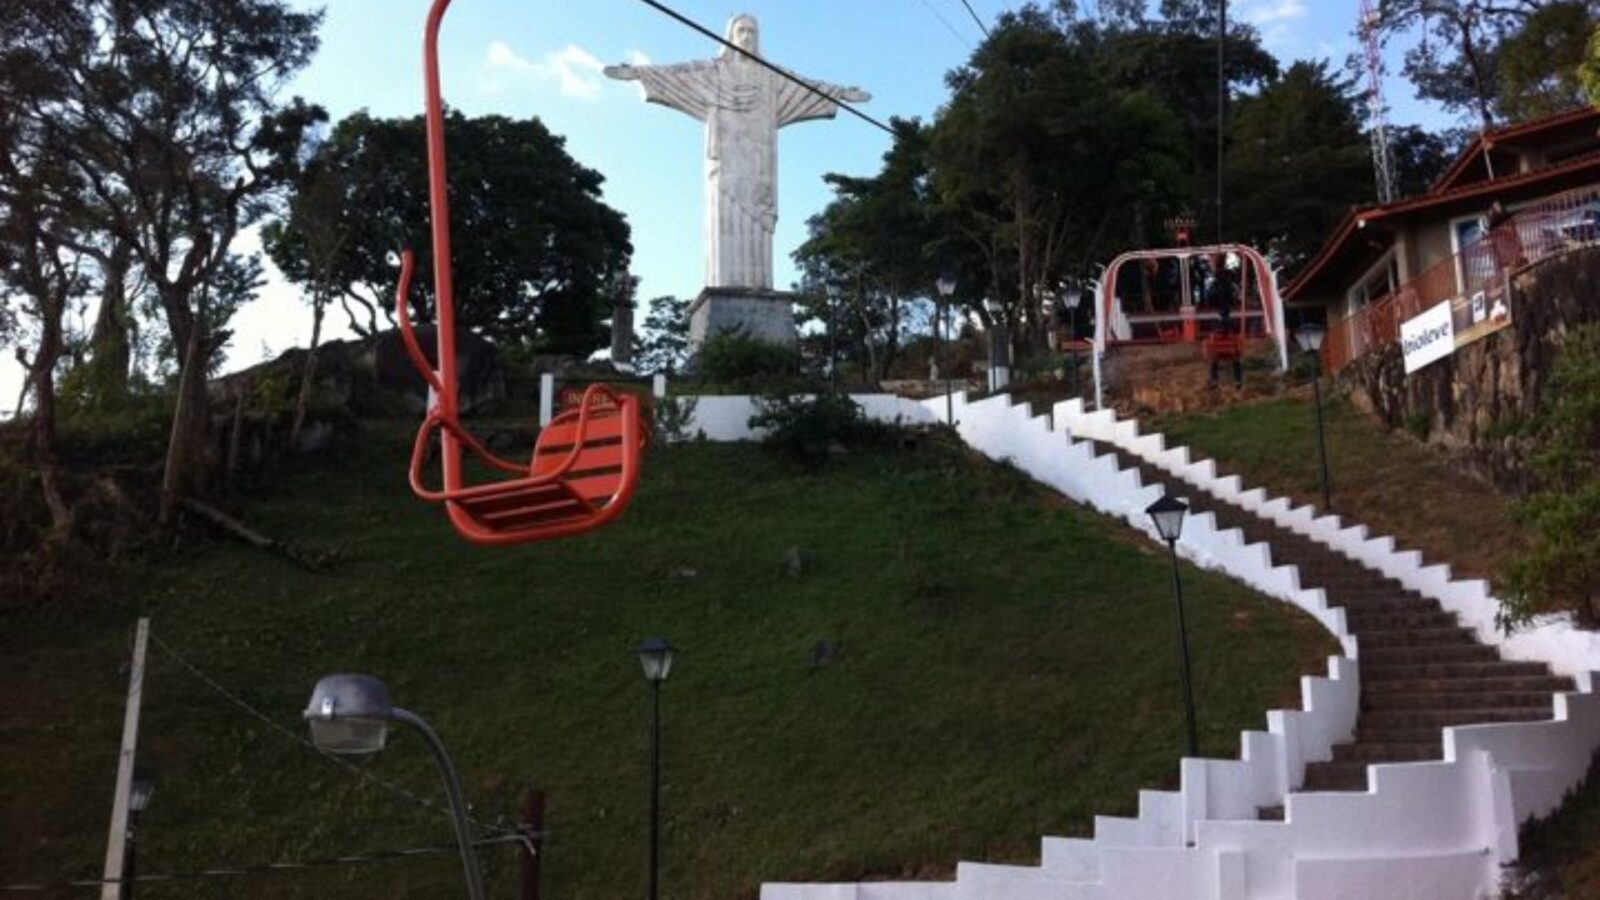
xmin=1331 ymin=741 xmax=1444 ymax=763
xmin=1343 ymin=610 xmax=1463 ymax=633
xmin=1363 ymin=690 xmax=1556 ymax=712
xmin=1356 ymin=725 xmax=1448 ymax=744
xmin=1359 ymin=644 xmax=1501 ymax=666
xmin=1330 ymin=596 xmax=1442 ymax=615
xmin=1358 ymin=628 xmax=1481 ymax=649
xmin=1360 ymin=707 xmax=1556 ymax=729
xmin=1364 ymin=675 xmax=1574 ymax=695
xmin=1360 ymin=660 xmax=1553 ymax=682
xmin=1302 ymin=761 xmax=1371 ymax=792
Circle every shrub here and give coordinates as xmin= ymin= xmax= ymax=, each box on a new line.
xmin=748 ymin=392 xmax=896 ymax=462
xmin=698 ymin=328 xmax=800 ymax=389
xmin=1502 ymin=324 xmax=1600 ymax=627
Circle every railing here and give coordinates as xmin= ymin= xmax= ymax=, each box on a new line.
xmin=1323 ymin=185 xmax=1600 ymax=372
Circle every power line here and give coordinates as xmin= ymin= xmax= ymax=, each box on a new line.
xmin=956 ymin=0 xmax=993 ymax=38
xmin=628 ymin=0 xmax=896 ymax=135
xmin=147 ymin=631 xmax=518 ymax=838
xmin=0 ymin=834 xmax=536 ymax=893
xmin=912 ymin=0 xmax=974 ymax=49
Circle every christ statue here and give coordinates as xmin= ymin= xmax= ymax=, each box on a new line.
xmin=605 ymin=14 xmax=870 ymax=291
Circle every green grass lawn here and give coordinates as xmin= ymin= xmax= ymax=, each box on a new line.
xmin=1151 ymin=393 xmax=1527 ymax=585
xmin=1 ymin=427 xmax=1335 ymax=899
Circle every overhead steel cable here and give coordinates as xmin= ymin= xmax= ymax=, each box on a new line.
xmin=912 ymin=0 xmax=974 ymax=49
xmin=148 ymin=631 xmax=520 ymax=839
xmin=628 ymin=0 xmax=896 ymax=136
xmin=956 ymin=0 xmax=993 ymax=38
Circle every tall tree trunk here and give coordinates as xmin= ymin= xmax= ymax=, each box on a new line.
xmin=289 ymin=291 xmax=326 ymax=447
xmin=87 ymin=241 xmax=134 ymax=405
xmin=29 ymin=304 xmax=72 ymax=539
xmin=158 ymin=296 xmax=214 ymax=527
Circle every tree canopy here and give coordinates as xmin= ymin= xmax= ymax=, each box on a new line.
xmin=264 ymin=111 xmax=633 ymax=357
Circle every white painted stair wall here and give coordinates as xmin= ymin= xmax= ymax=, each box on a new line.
xmin=677 ymin=393 xmax=1600 ymax=900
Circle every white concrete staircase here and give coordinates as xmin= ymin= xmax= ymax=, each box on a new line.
xmin=735 ymin=392 xmax=1600 ymax=900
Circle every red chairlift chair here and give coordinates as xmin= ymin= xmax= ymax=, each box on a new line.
xmin=393 ymin=0 xmax=645 ymax=546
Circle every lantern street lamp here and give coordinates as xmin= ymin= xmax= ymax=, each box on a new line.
xmin=304 ymin=674 xmax=486 ymax=900
xmin=637 ymin=637 xmax=674 ymax=900
xmin=1146 ymin=494 xmax=1200 ymax=758
xmin=1294 ymin=323 xmax=1333 ymax=512
xmin=1063 ymin=287 xmax=1085 ymax=397
xmin=935 ymin=273 xmax=958 ymax=425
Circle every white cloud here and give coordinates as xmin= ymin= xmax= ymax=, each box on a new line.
xmin=1239 ymin=0 xmax=1307 ymax=27
xmin=485 ymin=41 xmax=607 ymax=101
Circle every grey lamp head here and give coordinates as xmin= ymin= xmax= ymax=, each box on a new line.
xmin=1295 ymin=322 xmax=1326 ymax=353
xmin=1146 ymin=494 xmax=1189 ymax=544
xmin=935 ymin=273 xmax=957 ymax=298
xmin=636 ymin=637 xmax=675 ymax=683
xmin=1064 ymin=287 xmax=1083 ymax=310
xmin=305 ymin=673 xmax=395 ymax=754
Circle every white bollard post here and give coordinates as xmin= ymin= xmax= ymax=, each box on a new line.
xmin=652 ymin=374 xmax=667 ymax=399
xmin=539 ymin=373 xmax=555 ymax=426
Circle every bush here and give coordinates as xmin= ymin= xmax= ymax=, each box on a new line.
xmin=748 ymin=392 xmax=897 ymax=462
xmin=1503 ymin=324 xmax=1600 ymax=627
xmin=698 ymin=329 xmax=800 ymax=389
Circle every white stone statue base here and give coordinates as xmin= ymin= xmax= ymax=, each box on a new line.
xmin=689 ymin=286 xmax=797 ymax=350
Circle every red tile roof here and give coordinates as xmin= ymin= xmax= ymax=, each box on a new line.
xmin=1431 ymin=106 xmax=1600 ymax=194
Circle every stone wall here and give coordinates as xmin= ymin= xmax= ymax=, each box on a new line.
xmin=1341 ymin=245 xmax=1600 ymax=492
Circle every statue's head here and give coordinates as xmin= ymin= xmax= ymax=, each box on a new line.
xmin=722 ymin=14 xmax=759 ymax=57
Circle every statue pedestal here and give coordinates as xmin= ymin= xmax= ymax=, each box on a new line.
xmin=689 ymin=286 xmax=796 ymax=349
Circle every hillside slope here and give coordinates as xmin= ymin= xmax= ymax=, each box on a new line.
xmin=1 ymin=427 xmax=1335 ymax=899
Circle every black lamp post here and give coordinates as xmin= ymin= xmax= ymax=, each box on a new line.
xmin=636 ymin=637 xmax=675 ymax=900
xmin=1064 ymin=287 xmax=1084 ymax=397
xmin=1294 ymin=323 xmax=1333 ymax=512
xmin=122 ymin=768 xmax=155 ymax=900
xmin=304 ymin=674 xmax=486 ymax=900
xmin=935 ymin=273 xmax=957 ymax=425
xmin=1147 ymin=494 xmax=1199 ymax=758
xmin=826 ymin=285 xmax=838 ymax=393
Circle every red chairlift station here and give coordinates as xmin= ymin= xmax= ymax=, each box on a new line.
xmin=394 ymin=0 xmax=646 ymax=546
xmin=1089 ymin=217 xmax=1289 ymax=407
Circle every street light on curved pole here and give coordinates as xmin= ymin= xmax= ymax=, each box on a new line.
xmin=936 ymin=273 xmax=957 ymax=425
xmin=304 ymin=674 xmax=486 ymax=900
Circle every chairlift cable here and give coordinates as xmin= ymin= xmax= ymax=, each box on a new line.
xmin=629 ymin=0 xmax=896 ymax=136
xmin=956 ymin=0 xmax=992 ymax=38
xmin=912 ymin=0 xmax=974 ymax=49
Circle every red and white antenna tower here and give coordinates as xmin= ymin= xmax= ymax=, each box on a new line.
xmin=1361 ymin=0 xmax=1398 ymax=202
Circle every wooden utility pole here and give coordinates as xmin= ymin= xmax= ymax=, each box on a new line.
xmin=100 ymin=618 xmax=150 ymax=900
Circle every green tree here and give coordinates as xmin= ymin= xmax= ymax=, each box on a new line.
xmin=1504 ymin=324 xmax=1600 ymax=627
xmin=931 ymin=6 xmax=1190 ymax=347
xmin=15 ymin=0 xmax=325 ymax=523
xmin=635 ymin=295 xmax=690 ymax=376
xmin=1579 ymin=21 xmax=1600 ymax=103
xmin=1494 ymin=2 xmax=1596 ymax=121
xmin=1225 ymin=61 xmax=1373 ymax=275
xmin=1372 ymin=0 xmax=1600 ymax=127
xmin=264 ymin=111 xmax=633 ymax=357
xmin=1389 ymin=125 xmax=1456 ymax=198
xmin=796 ymin=120 xmax=939 ymax=381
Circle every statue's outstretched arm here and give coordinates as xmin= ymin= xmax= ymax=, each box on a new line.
xmin=777 ymin=77 xmax=871 ymax=126
xmin=606 ymin=59 xmax=716 ymax=121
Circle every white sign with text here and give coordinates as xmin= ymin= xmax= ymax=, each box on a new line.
xmin=1401 ymin=300 xmax=1456 ymax=374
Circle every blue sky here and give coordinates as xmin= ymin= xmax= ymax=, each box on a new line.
xmin=2 ymin=0 xmax=1456 ymax=410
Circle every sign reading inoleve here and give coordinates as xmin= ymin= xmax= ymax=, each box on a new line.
xmin=1401 ymin=301 xmax=1456 ymax=373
